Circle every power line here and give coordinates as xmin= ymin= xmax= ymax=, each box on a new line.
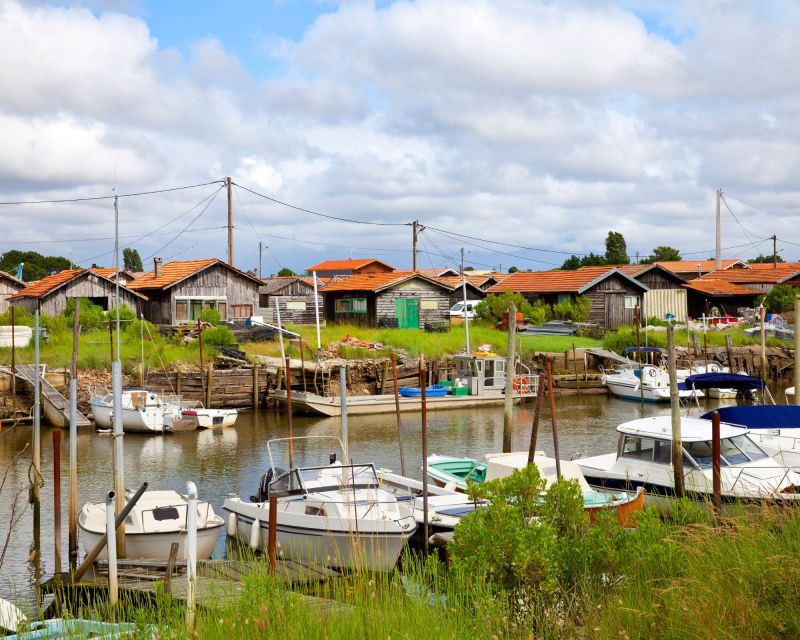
xmin=722 ymin=191 xmax=799 ymax=222
xmin=0 ymin=180 xmax=225 ymax=205
xmin=425 ymin=227 xmax=561 ymax=268
xmin=720 ymin=192 xmax=768 ymax=244
xmin=424 ymin=224 xmax=587 ymax=256
xmin=233 ymin=182 xmax=409 ymax=227
xmin=143 ymin=187 xmax=223 ymax=260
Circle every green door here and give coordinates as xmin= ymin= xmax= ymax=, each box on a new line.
xmin=394 ymin=298 xmax=419 ymax=329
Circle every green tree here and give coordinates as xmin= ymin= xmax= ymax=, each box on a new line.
xmin=641 ymin=245 xmax=681 ymax=263
xmin=561 ymin=255 xmax=582 ymax=270
xmin=748 ymin=254 xmax=784 ymax=264
xmin=475 ymin=291 xmax=546 ymax=325
xmin=761 ymin=285 xmax=800 ymax=313
xmin=605 ymin=231 xmax=629 ymax=265
xmin=122 ymin=248 xmax=143 ymax=272
xmin=276 ymin=267 xmax=296 ymax=277
xmin=464 ymin=266 xmax=475 ymax=271
xmin=507 ymin=265 xmax=519 ymax=273
xmin=0 ymin=250 xmax=72 ymax=281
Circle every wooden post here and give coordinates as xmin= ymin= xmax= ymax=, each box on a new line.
xmin=667 ymin=324 xmax=685 ymax=498
xmin=69 ymin=299 xmax=80 ymax=564
xmin=10 ymin=306 xmax=15 ymax=416
xmin=226 ymin=176 xmax=234 ymax=266
xmin=725 ymin=334 xmax=734 ymax=372
xmin=711 ymin=411 xmax=722 ymax=513
xmin=703 ymin=322 xmax=709 ymax=372
xmin=175 ymin=370 xmax=182 ymax=396
xmin=692 ymin=333 xmax=701 ymax=359
xmin=759 ymin=305 xmax=767 ymax=383
xmin=545 ymin=361 xmax=561 ymax=480
xmin=339 ymin=366 xmax=349 ymax=462
xmin=53 ymin=430 xmax=62 ymax=574
xmin=527 ymin=374 xmax=545 ymax=464
xmin=198 ymin=323 xmax=205 ymax=404
xmin=635 ymin=305 xmax=644 ymax=409
xmin=572 ymin=343 xmax=580 ymax=396
xmin=503 ymin=303 xmax=516 ymax=453
xmin=206 ymin=364 xmax=213 ymax=408
xmin=299 ymin=337 xmax=307 ymax=393
xmin=421 ymin=369 xmax=429 ymax=553
xmin=795 ymin=296 xmax=800 ymax=405
xmin=32 ymin=309 xmax=41 ymax=567
xmin=381 ymin=359 xmax=389 ymax=395
xmin=391 ymin=355 xmax=406 ymax=477
xmin=267 ymin=494 xmax=277 ymax=575
xmin=252 ymin=363 xmax=260 ymax=408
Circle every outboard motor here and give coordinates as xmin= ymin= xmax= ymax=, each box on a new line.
xmin=251 ymin=467 xmax=285 ymax=502
xmin=329 ymin=452 xmax=337 ymax=465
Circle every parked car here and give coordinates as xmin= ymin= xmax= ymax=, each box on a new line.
xmin=450 ymin=300 xmax=481 ymax=319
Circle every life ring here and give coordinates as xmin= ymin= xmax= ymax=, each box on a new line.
xmin=513 ymin=376 xmax=530 ymax=394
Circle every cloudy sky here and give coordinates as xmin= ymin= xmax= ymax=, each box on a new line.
xmin=1 ymin=0 xmax=798 ymax=275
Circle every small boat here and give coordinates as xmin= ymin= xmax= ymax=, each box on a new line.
xmin=602 ymin=363 xmax=700 ymax=402
xmin=0 ymin=326 xmax=32 ymax=348
xmin=223 ymin=437 xmax=417 ymax=571
xmin=576 ymin=415 xmax=800 ymax=510
xmin=426 ymin=452 xmax=644 ymax=527
xmin=398 ymin=385 xmax=447 ymax=398
xmin=79 ymin=488 xmax=224 ymax=560
xmin=683 ymin=372 xmax=762 ymax=401
xmin=181 ymin=404 xmax=238 ymax=428
xmin=90 ymin=388 xmax=191 ymax=433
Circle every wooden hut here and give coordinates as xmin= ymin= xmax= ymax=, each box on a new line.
xmin=8 ymin=268 xmax=146 ymax=316
xmin=694 ymin=265 xmax=800 ymax=296
xmin=620 ymin=264 xmax=686 ymax=289
xmin=653 ymin=259 xmax=747 ymax=279
xmin=127 ymin=258 xmax=262 ymax=325
xmin=305 ymin=258 xmax=395 ymax=279
xmin=434 ymin=276 xmax=489 ymax=307
xmin=683 ymin=279 xmax=761 ymax=318
xmin=487 ymin=266 xmax=648 ymax=329
xmin=258 ymin=276 xmax=323 ymax=324
xmin=0 ymin=270 xmax=26 ymax=314
xmin=321 ymin=271 xmax=452 ymax=328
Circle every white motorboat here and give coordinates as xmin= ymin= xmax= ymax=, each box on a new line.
xmin=576 ymin=416 xmax=800 ymax=509
xmin=90 ymin=388 xmax=190 ymax=433
xmin=602 ymin=363 xmax=701 ymax=402
xmin=223 ymin=437 xmax=416 ymax=571
xmin=181 ymin=404 xmax=238 ymax=428
xmin=79 ymin=488 xmax=224 ymax=560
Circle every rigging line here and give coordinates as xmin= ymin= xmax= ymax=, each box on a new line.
xmin=143 ymin=187 xmax=223 ymax=261
xmin=233 ymin=182 xmax=409 ymax=227
xmin=0 ymin=179 xmax=225 ymax=205
xmin=720 ymin=193 xmax=769 ymax=244
xmin=425 ymin=227 xmax=561 ymax=268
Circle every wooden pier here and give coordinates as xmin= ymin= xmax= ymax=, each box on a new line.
xmin=1 ymin=364 xmax=90 ymax=427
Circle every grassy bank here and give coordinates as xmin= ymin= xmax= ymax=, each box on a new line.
xmin=602 ymin=324 xmax=785 ymax=353
xmin=90 ymin=470 xmax=800 ymax=639
xmin=244 ymin=323 xmax=602 ymax=360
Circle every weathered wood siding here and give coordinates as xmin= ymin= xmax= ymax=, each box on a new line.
xmin=376 ymin=280 xmax=450 ymax=328
xmin=269 ymin=295 xmax=323 ymax=324
xmin=14 ymin=273 xmax=143 ymax=316
xmin=635 ymin=269 xmax=684 ymax=290
xmin=323 ymin=292 xmax=377 ymax=326
xmin=687 ymin=292 xmax=759 ymax=319
xmin=0 ymin=278 xmax=24 ymax=314
xmin=314 ymin=263 xmax=394 ymax=279
xmin=584 ymin=274 xmax=645 ymax=329
xmin=139 ymin=263 xmax=260 ymax=324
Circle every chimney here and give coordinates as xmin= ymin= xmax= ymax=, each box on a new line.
xmin=154 ymin=257 xmax=163 ymax=278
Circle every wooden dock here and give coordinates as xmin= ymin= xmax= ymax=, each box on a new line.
xmin=1 ymin=364 xmax=91 ymax=428
xmin=41 ymin=557 xmax=340 ymax=611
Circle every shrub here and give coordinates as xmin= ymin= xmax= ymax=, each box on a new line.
xmin=475 ymin=291 xmax=541 ymax=325
xmin=198 ymin=307 xmax=221 ymax=326
xmin=551 ymin=295 xmax=591 ymax=322
xmin=0 ymin=305 xmax=35 ymax=327
xmin=41 ymin=314 xmax=67 ymax=334
xmin=64 ymin=297 xmax=107 ymax=330
xmin=760 ymin=284 xmax=800 ymax=313
xmin=201 ymin=325 xmax=237 ymax=347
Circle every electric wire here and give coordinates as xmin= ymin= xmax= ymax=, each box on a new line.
xmin=720 ymin=192 xmax=768 ymax=244
xmin=0 ymin=180 xmax=225 ymax=205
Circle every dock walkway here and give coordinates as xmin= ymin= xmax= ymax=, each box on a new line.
xmin=1 ymin=364 xmax=90 ymax=428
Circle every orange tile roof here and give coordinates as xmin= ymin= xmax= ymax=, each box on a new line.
xmin=10 ymin=269 xmax=85 ymax=299
xmin=745 ymin=261 xmax=800 ymax=270
xmin=305 ymin=258 xmax=395 ymax=273
xmin=698 ymin=265 xmax=800 ymax=284
xmin=126 ymin=259 xmax=219 ymax=290
xmin=683 ymin=280 xmax=761 ymax=297
xmin=655 ymin=259 xmax=745 ymax=273
xmin=434 ymin=275 xmax=490 ymax=289
xmin=321 ymin=271 xmax=451 ymax=293
xmin=487 ymin=266 xmax=642 ymax=294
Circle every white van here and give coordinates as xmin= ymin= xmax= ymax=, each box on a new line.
xmin=450 ymin=300 xmax=481 ymax=319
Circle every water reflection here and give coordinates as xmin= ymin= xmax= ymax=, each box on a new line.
xmin=0 ymin=393 xmax=735 ymax=601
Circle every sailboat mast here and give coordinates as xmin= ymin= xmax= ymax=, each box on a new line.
xmin=112 ymin=194 xmax=126 ymax=557
xmin=461 ymin=247 xmax=470 ymax=355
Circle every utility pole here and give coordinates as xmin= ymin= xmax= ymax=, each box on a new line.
xmin=412 ymin=221 xmax=418 ymax=272
xmin=715 ymin=188 xmax=721 ymax=270
xmin=258 ymin=242 xmax=263 ymax=279
xmin=461 ymin=248 xmax=470 ymax=354
xmin=227 ymin=176 xmax=233 ymax=266
xmin=772 ymin=235 xmax=778 ymax=269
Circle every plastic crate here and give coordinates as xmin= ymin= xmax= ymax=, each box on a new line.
xmin=452 ymin=386 xmax=469 ymax=396
xmin=439 ymin=379 xmax=454 ymax=387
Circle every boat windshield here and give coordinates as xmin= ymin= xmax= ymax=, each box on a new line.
xmin=683 ymin=435 xmax=768 ymax=468
xmin=271 ymin=463 xmax=381 ymax=497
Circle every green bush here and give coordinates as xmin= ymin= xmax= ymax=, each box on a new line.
xmin=41 ymin=313 xmax=67 ymax=334
xmin=475 ymin=291 xmax=542 ymax=325
xmin=0 ymin=305 xmax=35 ymax=327
xmin=201 ymin=325 xmax=237 ymax=347
xmin=198 ymin=307 xmax=222 ymax=326
xmin=64 ymin=297 xmax=107 ymax=330
xmin=551 ymin=295 xmax=591 ymax=322
xmin=760 ymin=284 xmax=800 ymax=313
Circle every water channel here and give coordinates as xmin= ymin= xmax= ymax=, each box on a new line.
xmin=0 ymin=393 xmax=740 ymax=602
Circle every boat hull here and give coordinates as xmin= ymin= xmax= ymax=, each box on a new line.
xmin=91 ymin=401 xmax=167 ymax=433
xmin=182 ymin=409 xmax=238 ymax=428
xmin=605 ymin=379 xmax=699 ymax=402
xmin=272 ymin=389 xmax=525 ymax=417
xmin=223 ymin=499 xmax=413 ymax=571
xmin=79 ymin=523 xmax=222 ymax=560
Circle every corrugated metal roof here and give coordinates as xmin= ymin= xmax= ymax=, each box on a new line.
xmin=683 ymin=279 xmax=761 ymax=296
xmin=305 ymin=258 xmax=395 ymax=272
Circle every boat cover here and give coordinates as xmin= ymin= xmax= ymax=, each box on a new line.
xmin=683 ymin=372 xmax=764 ymax=390
xmin=623 ymin=346 xmax=663 ymax=356
xmin=398 ymin=385 xmax=447 ymax=398
xmin=701 ymin=405 xmax=800 ymax=430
